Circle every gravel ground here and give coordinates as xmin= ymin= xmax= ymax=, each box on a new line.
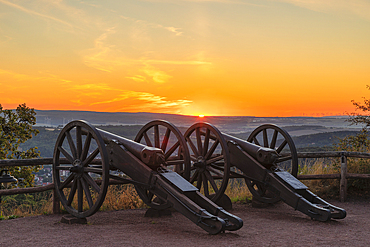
xmin=1 ymin=200 xmax=369 ymax=246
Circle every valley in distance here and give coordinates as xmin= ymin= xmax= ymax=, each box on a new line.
xmin=30 ymin=110 xmax=362 ymax=154
xmin=18 ymin=110 xmax=361 ymax=186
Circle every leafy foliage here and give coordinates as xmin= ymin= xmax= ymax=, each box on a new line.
xmin=335 ymin=86 xmax=370 ymax=152
xmin=0 ymin=191 xmax=52 ymax=217
xmin=348 ymin=85 xmax=370 ymax=128
xmin=0 ymin=103 xmax=40 ymax=187
xmin=333 ymin=87 xmax=370 ymax=194
xmin=335 ymin=129 xmax=370 ymax=152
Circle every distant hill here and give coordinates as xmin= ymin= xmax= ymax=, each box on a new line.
xmin=35 ymin=110 xmax=360 ymax=134
xmin=292 ymin=131 xmax=360 ymax=150
xmin=24 ymin=110 xmax=363 ymax=157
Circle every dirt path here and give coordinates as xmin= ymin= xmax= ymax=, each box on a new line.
xmin=1 ymin=200 xmax=369 ymax=246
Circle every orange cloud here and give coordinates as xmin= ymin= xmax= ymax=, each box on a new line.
xmin=142 ymin=65 xmax=172 ymax=84
xmin=90 ymin=90 xmax=192 ymax=113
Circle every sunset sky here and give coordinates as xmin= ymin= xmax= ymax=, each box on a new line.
xmin=1 ymin=0 xmax=370 ymax=117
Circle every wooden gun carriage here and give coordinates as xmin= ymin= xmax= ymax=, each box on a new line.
xmin=53 ymin=119 xmax=346 ymax=236
xmin=52 ymin=120 xmax=243 ymax=235
xmin=182 ymin=122 xmax=346 ymax=221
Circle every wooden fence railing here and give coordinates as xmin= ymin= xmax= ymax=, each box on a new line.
xmin=1 ymin=151 xmax=370 ymax=214
xmin=296 ymin=151 xmax=370 ymax=202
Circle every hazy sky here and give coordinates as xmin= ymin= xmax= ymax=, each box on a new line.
xmin=1 ymin=0 xmax=370 ymax=116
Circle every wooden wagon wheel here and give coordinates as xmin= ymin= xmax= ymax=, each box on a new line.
xmin=184 ymin=122 xmax=230 ymax=202
xmin=246 ymin=124 xmax=298 ymax=203
xmin=53 ymin=120 xmax=109 ymax=218
xmin=134 ymin=120 xmax=191 ymax=209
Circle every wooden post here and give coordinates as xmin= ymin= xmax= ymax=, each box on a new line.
xmin=52 ymin=171 xmax=60 ymax=214
xmin=340 ymin=153 xmax=347 ymax=202
xmin=52 ymin=188 xmax=61 ymax=214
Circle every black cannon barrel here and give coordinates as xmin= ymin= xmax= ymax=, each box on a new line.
xmin=222 ymin=133 xmax=278 ymax=164
xmin=92 ymin=128 xmax=165 ymax=168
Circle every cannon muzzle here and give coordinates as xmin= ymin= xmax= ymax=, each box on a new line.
xmin=222 ymin=133 xmax=278 ymax=165
xmin=140 ymin=146 xmax=165 ymax=167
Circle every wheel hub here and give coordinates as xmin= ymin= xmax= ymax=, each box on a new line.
xmin=70 ymin=159 xmax=84 ymax=174
xmin=193 ymin=156 xmax=207 ymax=170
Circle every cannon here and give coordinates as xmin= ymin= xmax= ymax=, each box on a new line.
xmin=182 ymin=122 xmax=346 ymax=221
xmin=52 ymin=120 xmax=243 ymax=234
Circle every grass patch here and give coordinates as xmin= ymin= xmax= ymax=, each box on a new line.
xmin=225 ymin=179 xmax=252 ymax=204
xmin=298 ymin=158 xmax=340 ymax=199
xmin=0 ymin=184 xmax=146 ymax=218
xmin=100 ymin=184 xmax=146 ymax=211
xmin=1 ymin=191 xmax=54 ymax=217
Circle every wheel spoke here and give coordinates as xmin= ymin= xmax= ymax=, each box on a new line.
xmin=66 ymin=130 xmax=77 ymax=159
xmin=189 ymin=155 xmax=198 ymax=162
xmin=276 ymin=140 xmax=288 ymax=153
xmin=82 ymin=148 xmax=100 ymax=167
xmin=164 ymin=141 xmax=180 ymax=159
xmin=161 ymin=128 xmax=171 ymax=152
xmin=204 ymin=170 xmax=219 ymax=193
xmin=81 ymin=177 xmax=93 ymax=208
xmin=166 ymin=159 xmax=185 ymax=165
xmin=203 ymin=128 xmax=210 ymax=156
xmin=167 ymin=155 xmax=181 ymax=161
xmin=185 ymin=136 xmax=199 ymax=157
xmin=67 ymin=179 xmax=77 ymax=206
xmin=270 ymin=130 xmax=278 ymax=149
xmin=58 ymin=146 xmax=74 ymax=163
xmin=143 ymin=132 xmax=153 ymax=147
xmin=83 ymin=173 xmax=101 ymax=193
xmin=206 ymin=154 xmax=224 ymax=165
xmin=154 ymin=125 xmax=160 ymax=148
xmin=76 ymin=126 xmax=82 ymax=159
xmin=80 ymin=132 xmax=92 ymax=161
xmin=202 ymin=173 xmax=209 ymax=197
xmin=263 ymin=129 xmax=268 ymax=148
xmin=84 ymin=167 xmax=103 ymax=174
xmin=196 ymin=171 xmax=203 ymax=190
xmin=190 ymin=169 xmax=199 ymax=184
xmin=77 ymin=179 xmax=83 ymax=212
xmin=207 ymin=165 xmax=224 ymax=177
xmin=204 ymin=139 xmax=219 ymax=160
xmin=252 ymin=137 xmax=260 ymax=146
xmin=276 ymin=155 xmax=292 ymax=163
xmin=59 ymin=173 xmax=75 ymax=190
xmin=196 ymin=128 xmax=203 ymax=156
